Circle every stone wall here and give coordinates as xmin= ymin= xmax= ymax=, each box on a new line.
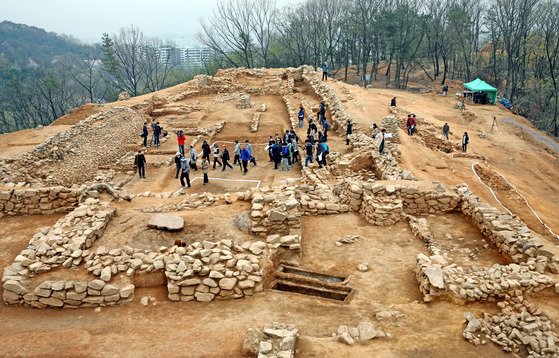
xmin=457 ymin=185 xmax=548 ymax=263
xmin=333 ymin=179 xmax=461 ymax=225
xmin=415 ymin=253 xmax=555 ymax=303
xmin=3 ymin=278 xmax=135 ymax=308
xmin=251 ymin=187 xmax=301 ymax=237
xmin=165 ymin=240 xmax=267 ymax=303
xmin=0 ymin=186 xmax=81 ymax=217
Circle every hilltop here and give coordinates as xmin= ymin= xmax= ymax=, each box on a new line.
xmin=0 ymin=67 xmax=557 ymax=357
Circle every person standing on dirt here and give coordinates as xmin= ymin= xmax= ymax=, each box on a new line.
xmin=378 ymin=129 xmax=386 ymax=154
xmin=316 ymin=141 xmax=324 ymax=168
xmin=268 ymin=136 xmax=274 ymax=162
xmin=221 ymin=145 xmax=233 ymax=171
xmin=321 ymin=63 xmax=329 ymax=81
xmin=280 ymin=143 xmax=291 ymax=171
xmin=134 ymin=149 xmax=146 ymax=178
xmin=346 ymin=120 xmax=353 ymax=145
xmin=390 ymin=97 xmax=397 ymax=107
xmin=177 ymin=130 xmax=186 ymax=155
xmin=317 ymin=130 xmax=325 ymax=143
xmin=174 ymin=151 xmax=182 ymax=179
xmin=201 ymin=140 xmax=211 ymax=160
xmin=141 ymin=123 xmax=148 ymax=147
xmin=308 ymin=120 xmax=318 ymax=139
xmin=292 ymin=136 xmax=300 ymax=162
xmin=240 ymin=145 xmax=250 ymax=175
xmin=189 ymin=145 xmax=198 ymax=171
xmin=287 ymin=140 xmax=293 ymax=166
xmin=442 ymin=84 xmax=449 ymax=96
xmin=272 ymin=141 xmax=281 ymax=170
xmin=245 ymin=140 xmax=256 ymax=166
xmin=179 ymin=157 xmax=191 ymax=188
xmin=298 ymin=106 xmax=305 ymax=129
xmin=304 ymin=139 xmax=313 ymax=166
xmin=201 ymin=157 xmax=209 ymax=184
xmin=212 ymin=143 xmax=222 ymax=169
xmin=442 ymin=123 xmax=450 ymax=140
xmin=321 ymin=141 xmax=329 ymax=166
xmin=462 ymin=132 xmax=469 ymax=152
xmin=233 ymin=140 xmax=241 ymax=165
xmin=406 ymin=115 xmax=416 ymax=136
xmin=153 ymin=122 xmax=162 ymax=147
xmin=322 ymin=119 xmax=330 ymax=142
xmin=317 ymin=101 xmax=326 ymax=122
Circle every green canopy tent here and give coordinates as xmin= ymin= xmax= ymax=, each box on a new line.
xmin=463 ymin=78 xmax=497 ymax=104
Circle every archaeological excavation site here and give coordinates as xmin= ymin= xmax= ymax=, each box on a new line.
xmin=0 ymin=66 xmax=558 ymax=357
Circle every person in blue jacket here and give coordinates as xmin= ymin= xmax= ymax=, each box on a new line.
xmin=322 ymin=63 xmax=329 ymax=81
xmin=240 ymin=146 xmax=251 ymax=175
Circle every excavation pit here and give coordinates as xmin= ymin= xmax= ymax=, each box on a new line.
xmin=277 ymin=265 xmax=347 ymax=284
xmin=271 ymin=264 xmax=352 ymax=302
xmin=271 ymin=280 xmax=352 ymax=302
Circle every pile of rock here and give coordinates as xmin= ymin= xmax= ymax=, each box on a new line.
xmin=0 ymin=186 xmax=81 ymax=217
xmin=251 ymin=187 xmax=301 ymax=237
xmin=405 ymin=214 xmax=445 ymax=256
xmin=242 ymin=323 xmax=298 ymax=358
xmin=0 ymin=107 xmax=145 ymax=186
xmin=237 ymin=94 xmax=254 ymax=109
xmin=415 ymin=253 xmax=555 ymax=303
xmin=298 ymin=184 xmax=350 ymax=216
xmin=463 ymin=300 xmax=559 ymax=356
xmin=333 ymin=321 xmax=389 ymax=345
xmin=380 ymin=115 xmax=400 ymax=141
xmin=250 ymin=113 xmax=260 ymax=133
xmin=336 ymin=235 xmax=359 ymax=245
xmin=266 ymin=234 xmax=301 ymax=252
xmin=117 ymin=91 xmax=130 ymax=101
xmin=165 ymin=239 xmax=267 ymax=302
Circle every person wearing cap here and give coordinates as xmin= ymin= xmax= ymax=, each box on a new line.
xmin=212 ymin=143 xmax=222 ymax=170
xmin=141 ymin=123 xmax=148 ymax=147
xmin=221 ymin=145 xmax=233 ymax=171
xmin=174 ymin=151 xmax=182 ymax=179
xmin=189 ymin=145 xmax=198 ymax=171
xmin=134 ymin=149 xmax=146 ymax=178
xmin=179 ymin=157 xmax=191 ymax=188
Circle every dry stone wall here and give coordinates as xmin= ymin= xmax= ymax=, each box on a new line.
xmin=251 ymin=187 xmax=301 ymax=237
xmin=415 ymin=253 xmax=555 ymax=303
xmin=0 ymin=186 xmax=81 ymax=217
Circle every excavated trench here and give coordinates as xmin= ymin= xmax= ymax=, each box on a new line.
xmin=271 ymin=264 xmax=353 ymax=302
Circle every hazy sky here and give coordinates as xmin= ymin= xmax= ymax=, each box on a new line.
xmin=2 ymin=0 xmax=301 ymax=45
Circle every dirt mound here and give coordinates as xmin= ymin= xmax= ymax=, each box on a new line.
xmin=51 ymin=103 xmax=105 ymax=126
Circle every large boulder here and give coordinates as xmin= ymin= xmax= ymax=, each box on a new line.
xmin=148 ymin=214 xmax=184 ymax=231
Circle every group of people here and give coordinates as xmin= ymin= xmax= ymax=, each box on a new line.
xmin=140 ymin=120 xmax=163 ymax=148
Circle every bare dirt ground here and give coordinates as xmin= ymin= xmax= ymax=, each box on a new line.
xmin=0 ymin=69 xmax=558 ymax=357
xmin=327 ymin=81 xmax=559 ymax=244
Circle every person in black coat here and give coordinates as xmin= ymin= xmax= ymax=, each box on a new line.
xmin=390 ymin=97 xmax=397 ymax=107
xmin=346 ymin=120 xmax=353 ymax=145
xmin=221 ymin=145 xmax=233 ymax=171
xmin=201 ymin=140 xmax=211 ymax=160
xmin=134 ymin=150 xmax=146 ymax=178
xmin=272 ymin=141 xmax=281 ymax=170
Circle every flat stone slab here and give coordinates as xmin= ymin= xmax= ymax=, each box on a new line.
xmin=148 ymin=214 xmax=184 ymax=231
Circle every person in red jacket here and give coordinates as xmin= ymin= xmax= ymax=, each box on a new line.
xmin=177 ymin=130 xmax=186 ymax=155
xmin=406 ymin=115 xmax=416 ymax=136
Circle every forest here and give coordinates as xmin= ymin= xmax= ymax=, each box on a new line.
xmin=0 ymin=0 xmax=558 ymax=137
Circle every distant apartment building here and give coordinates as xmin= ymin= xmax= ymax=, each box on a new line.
xmin=179 ymin=47 xmax=214 ymax=68
xmin=155 ymin=46 xmax=181 ymax=65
